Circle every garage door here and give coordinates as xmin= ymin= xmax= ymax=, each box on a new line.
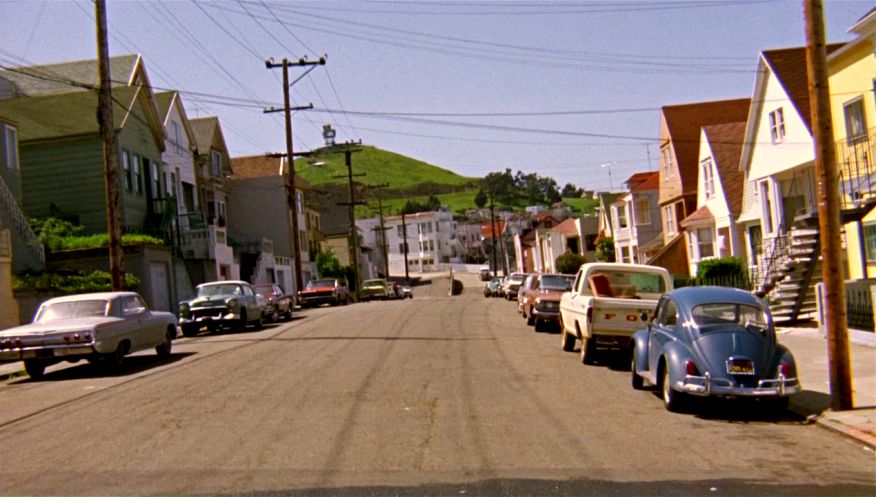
xmin=150 ymin=262 xmax=171 ymax=312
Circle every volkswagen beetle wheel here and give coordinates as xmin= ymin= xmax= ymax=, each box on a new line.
xmin=661 ymin=365 xmax=685 ymax=412
xmin=631 ymin=347 xmax=645 ymax=390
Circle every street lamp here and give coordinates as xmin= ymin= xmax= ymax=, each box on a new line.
xmin=601 ymin=162 xmax=615 ymax=192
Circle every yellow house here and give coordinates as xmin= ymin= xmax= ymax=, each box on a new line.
xmin=831 ymin=8 xmax=876 ymax=280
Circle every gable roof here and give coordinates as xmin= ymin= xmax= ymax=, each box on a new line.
xmin=661 ymin=98 xmax=751 ymax=196
xmin=0 ymin=54 xmax=143 ymax=97
xmin=680 ymin=205 xmax=714 ymax=227
xmin=702 ymin=122 xmax=746 ymax=216
xmin=0 ymin=86 xmax=153 ymax=143
xmin=550 ymin=217 xmax=579 ymax=236
xmin=628 ymin=171 xmax=659 ymax=192
xmin=760 ymin=45 xmax=843 ymax=133
xmin=231 ymin=154 xmax=311 ymax=189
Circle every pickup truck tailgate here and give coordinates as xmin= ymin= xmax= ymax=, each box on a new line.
xmin=590 ymin=299 xmax=656 ymax=336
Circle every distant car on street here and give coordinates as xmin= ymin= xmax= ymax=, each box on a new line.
xmin=252 ymin=283 xmax=294 ymax=322
xmin=361 ymin=278 xmax=393 ymax=301
xmin=631 ymin=286 xmax=800 ymax=413
xmin=484 ymin=277 xmax=503 ymax=298
xmin=479 ymin=267 xmax=492 ymax=281
xmin=0 ymin=292 xmax=177 ymax=379
xmin=179 ymin=281 xmax=264 ymax=336
xmin=520 ymin=273 xmax=575 ymax=331
xmin=502 ymin=273 xmax=529 ymax=301
xmin=298 ymin=279 xmax=351 ymax=307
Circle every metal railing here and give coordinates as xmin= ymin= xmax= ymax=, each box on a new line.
xmin=837 ymin=127 xmax=876 ymax=209
xmin=0 ymin=173 xmax=44 ymax=263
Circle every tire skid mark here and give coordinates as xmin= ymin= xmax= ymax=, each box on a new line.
xmin=315 ymin=303 xmax=420 ymax=486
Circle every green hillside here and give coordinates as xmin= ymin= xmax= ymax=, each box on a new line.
xmin=295 ymin=145 xmax=476 ymax=188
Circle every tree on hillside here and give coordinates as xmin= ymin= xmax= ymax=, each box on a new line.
xmin=474 ymin=188 xmax=487 ymax=208
xmin=561 ymin=183 xmax=581 ymax=198
xmin=427 ymin=195 xmax=442 ymax=211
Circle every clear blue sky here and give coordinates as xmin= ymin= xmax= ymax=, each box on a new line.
xmin=0 ymin=0 xmax=870 ymax=192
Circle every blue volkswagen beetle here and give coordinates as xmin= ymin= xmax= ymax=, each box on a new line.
xmin=630 ymin=286 xmax=799 ymax=412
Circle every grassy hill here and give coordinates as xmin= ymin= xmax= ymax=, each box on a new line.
xmin=296 ymin=145 xmax=476 ymax=189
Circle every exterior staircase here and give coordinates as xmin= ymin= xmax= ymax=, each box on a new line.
xmin=754 ymin=217 xmax=822 ymax=323
xmin=0 ymin=173 xmax=44 ymax=272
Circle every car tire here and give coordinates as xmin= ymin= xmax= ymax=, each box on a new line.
xmin=631 ymin=347 xmax=645 ymax=390
xmin=661 ymin=364 xmax=685 ymax=412
xmin=526 ymin=312 xmax=535 ymax=326
xmin=284 ymin=307 xmax=293 ymax=320
xmin=561 ymin=328 xmax=575 ymax=352
xmin=580 ymin=335 xmax=595 ymax=365
xmin=103 ymin=342 xmax=128 ymax=370
xmin=252 ymin=312 xmax=263 ymax=331
xmin=24 ymin=359 xmax=46 ymax=380
xmin=181 ymin=324 xmax=198 ymax=337
xmin=235 ymin=310 xmax=248 ymax=333
xmin=155 ymin=327 xmax=174 ymax=359
xmin=268 ymin=308 xmax=279 ymax=323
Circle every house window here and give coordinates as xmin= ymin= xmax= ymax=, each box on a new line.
xmin=664 ymin=205 xmax=676 ymax=235
xmin=844 ymin=97 xmax=867 ymax=143
xmin=635 ymin=198 xmax=651 ymax=225
xmin=701 ymin=158 xmax=715 ymax=199
xmin=151 ymin=161 xmax=161 ymax=199
xmin=697 ymin=227 xmax=715 ymax=259
xmin=121 ymin=151 xmax=132 ymax=192
xmin=397 ymin=225 xmax=404 ymax=237
xmin=172 ymin=121 xmax=183 ymax=153
xmin=769 ymin=108 xmax=785 ymax=144
xmin=132 ymin=154 xmax=143 ymax=194
xmin=759 ymin=180 xmax=774 ymax=234
xmin=616 ymin=205 xmax=628 ymax=229
xmin=211 ymin=150 xmax=221 ymax=177
xmin=3 ymin=125 xmax=18 ymax=170
xmin=865 ymin=224 xmax=876 ymax=263
xmin=660 ymin=145 xmax=675 ymax=179
xmin=748 ymin=224 xmax=763 ymax=262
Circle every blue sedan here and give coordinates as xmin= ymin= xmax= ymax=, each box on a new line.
xmin=630 ymin=286 xmax=799 ymax=412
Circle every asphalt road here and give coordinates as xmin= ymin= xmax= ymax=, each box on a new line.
xmin=0 ymin=274 xmax=873 ymax=496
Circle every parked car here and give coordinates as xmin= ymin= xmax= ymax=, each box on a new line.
xmin=179 ymin=281 xmax=264 ymax=337
xmin=502 ymin=272 xmax=529 ymax=301
xmin=631 ymin=287 xmax=800 ymax=412
xmin=516 ymin=273 xmax=541 ymax=315
xmin=478 ymin=267 xmax=492 ymax=281
xmin=560 ymin=263 xmax=671 ymax=364
xmin=298 ymin=279 xmax=350 ymax=307
xmin=0 ymin=292 xmax=177 ymax=379
xmin=361 ymin=278 xmax=392 ymax=301
xmin=252 ymin=283 xmax=294 ymax=322
xmin=520 ymin=273 xmax=575 ymax=331
xmin=399 ymin=282 xmax=414 ymax=299
xmin=484 ymin=277 xmax=503 ymax=298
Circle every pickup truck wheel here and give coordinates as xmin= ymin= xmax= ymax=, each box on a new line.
xmin=631 ymin=347 xmax=645 ymax=390
xmin=561 ymin=329 xmax=575 ymax=352
xmin=526 ymin=313 xmax=535 ymax=326
xmin=24 ymin=359 xmax=46 ymax=380
xmin=580 ymin=336 xmax=595 ymax=365
xmin=661 ymin=365 xmax=685 ymax=412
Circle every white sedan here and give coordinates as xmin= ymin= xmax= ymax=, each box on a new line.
xmin=0 ymin=292 xmax=177 ymax=379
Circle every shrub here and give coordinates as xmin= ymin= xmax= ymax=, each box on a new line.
xmin=555 ymin=252 xmax=587 ymax=274
xmin=14 ymin=270 xmax=140 ymax=293
xmin=451 ymin=279 xmax=464 ymax=295
xmin=595 ymin=237 xmax=616 ymax=262
xmin=696 ymin=256 xmax=745 ymax=280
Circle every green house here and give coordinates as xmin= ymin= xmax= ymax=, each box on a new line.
xmin=0 ymin=85 xmax=166 ymax=234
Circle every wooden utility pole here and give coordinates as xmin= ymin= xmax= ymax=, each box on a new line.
xmin=95 ymin=0 xmax=124 ymax=291
xmin=489 ymin=195 xmax=498 ymax=278
xmin=804 ymin=0 xmax=853 ymax=410
xmin=401 ymin=211 xmax=410 ymax=281
xmin=367 ymin=183 xmax=391 ymax=277
xmin=265 ymin=56 xmax=324 ymax=295
xmin=335 ymin=142 xmax=365 ymax=296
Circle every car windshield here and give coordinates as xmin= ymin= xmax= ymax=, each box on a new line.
xmin=253 ymin=286 xmax=276 ymax=296
xmin=306 ymin=280 xmax=335 ymax=289
xmin=197 ymin=284 xmax=243 ymax=297
xmin=35 ymin=299 xmax=109 ymax=322
xmin=509 ymin=274 xmax=527 ymax=283
xmin=540 ymin=274 xmax=574 ymax=291
xmin=691 ymin=302 xmax=770 ymax=331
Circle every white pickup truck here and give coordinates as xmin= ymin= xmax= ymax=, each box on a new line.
xmin=559 ymin=263 xmax=672 ymax=364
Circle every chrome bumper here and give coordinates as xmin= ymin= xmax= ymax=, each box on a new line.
xmin=680 ymin=372 xmax=800 ymax=397
xmin=0 ymin=343 xmax=96 ymax=361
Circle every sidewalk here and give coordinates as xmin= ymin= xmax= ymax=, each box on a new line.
xmin=778 ymin=325 xmax=876 ymax=449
